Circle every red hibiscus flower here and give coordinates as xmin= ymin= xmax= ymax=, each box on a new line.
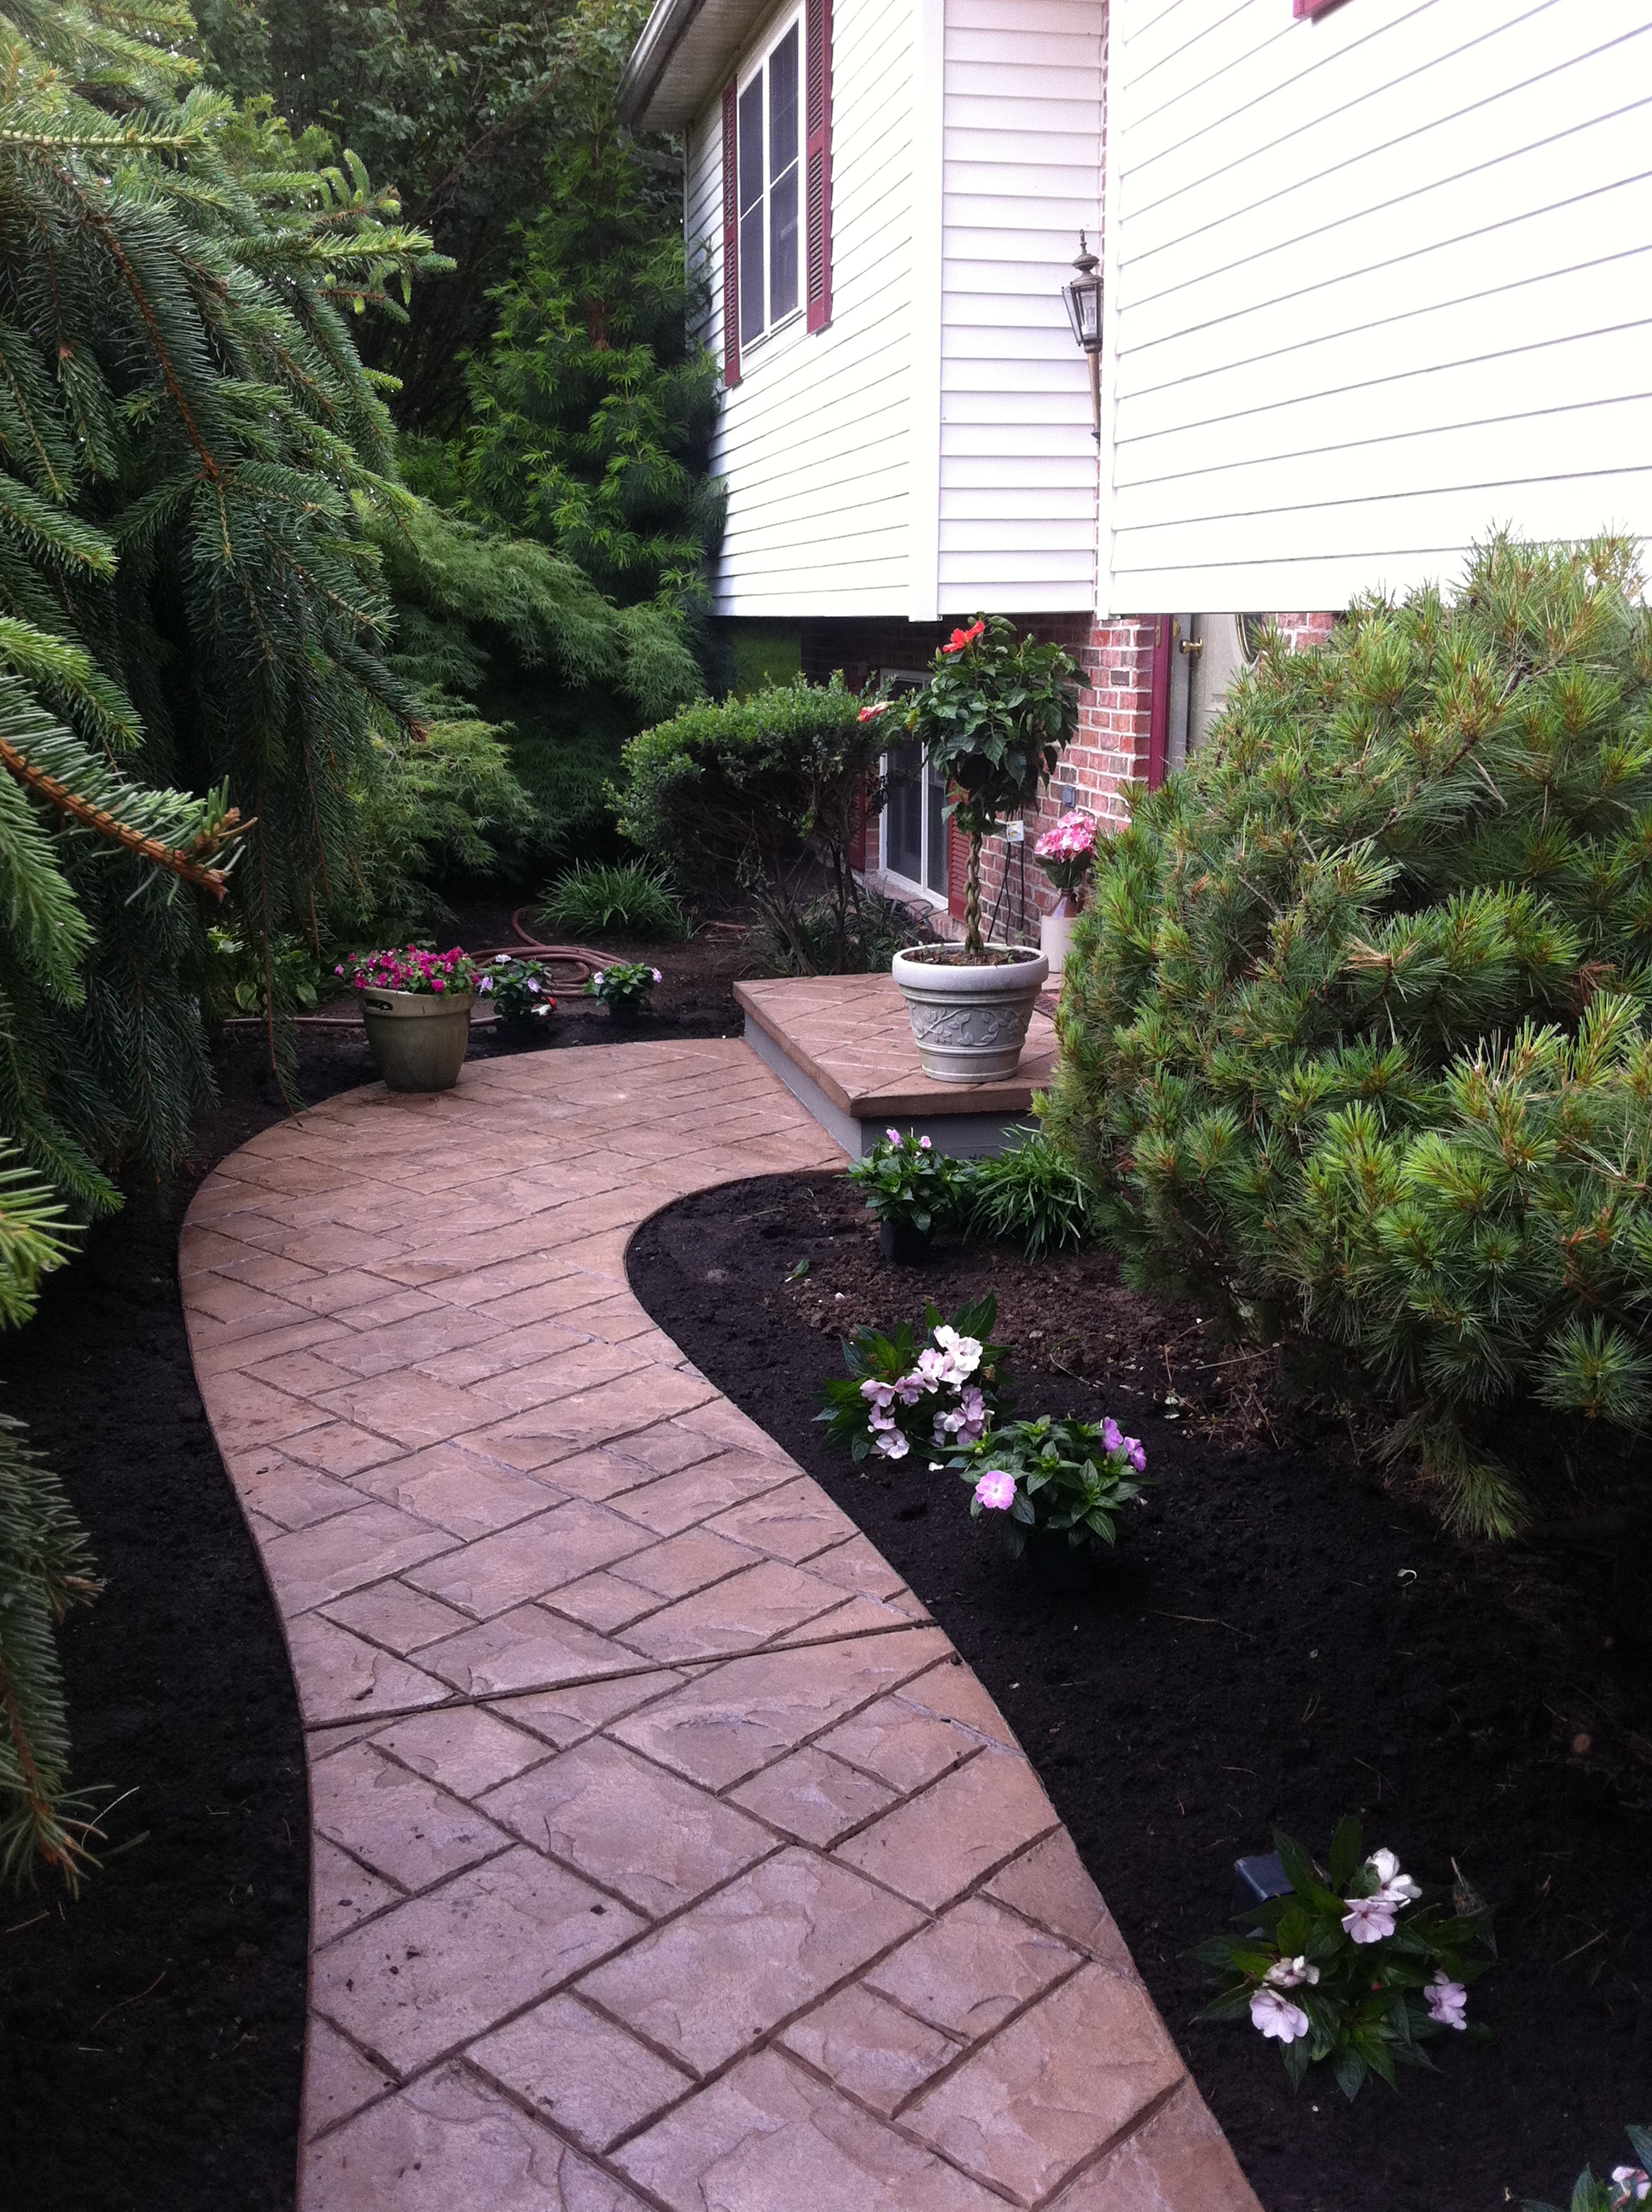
xmin=943 ymin=620 xmax=986 ymax=655
xmin=857 ymin=701 xmax=890 ymax=722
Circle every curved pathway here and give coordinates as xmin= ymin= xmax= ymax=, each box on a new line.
xmin=181 ymin=1039 xmax=1259 ymax=2212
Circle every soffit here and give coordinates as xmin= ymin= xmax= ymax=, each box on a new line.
xmin=619 ymin=0 xmax=775 ymax=130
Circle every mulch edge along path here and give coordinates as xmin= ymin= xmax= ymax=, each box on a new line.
xmin=625 ymin=1168 xmax=1652 ymax=2212
xmin=0 ymin=975 xmax=743 ymax=2212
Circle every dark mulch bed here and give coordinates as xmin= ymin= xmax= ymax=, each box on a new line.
xmin=0 ymin=915 xmax=734 ymax=2212
xmin=627 ymin=1169 xmax=1652 ymax=2212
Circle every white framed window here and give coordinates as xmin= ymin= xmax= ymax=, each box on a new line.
xmin=881 ymin=742 xmax=950 ymax=902
xmin=737 ymin=15 xmax=802 ymax=350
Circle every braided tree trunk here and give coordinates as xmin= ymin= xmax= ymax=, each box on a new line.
xmin=964 ymin=830 xmax=983 ymax=958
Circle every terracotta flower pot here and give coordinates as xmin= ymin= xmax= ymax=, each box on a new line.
xmin=892 ymin=944 xmax=1049 ymax=1082
xmin=360 ymin=987 xmax=474 ymax=1092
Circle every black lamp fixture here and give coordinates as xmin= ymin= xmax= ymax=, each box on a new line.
xmin=1063 ymin=231 xmax=1104 ymax=439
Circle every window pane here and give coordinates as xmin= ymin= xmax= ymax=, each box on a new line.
xmin=886 ymin=744 xmax=922 ymax=883
xmin=925 ymin=767 xmax=950 ymax=897
xmin=738 ymin=78 xmax=765 ymax=345
xmin=769 ymin=28 xmax=800 ymax=320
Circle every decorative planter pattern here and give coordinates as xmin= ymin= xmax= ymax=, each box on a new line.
xmin=892 ymin=945 xmax=1050 ymax=1082
xmin=360 ymin=987 xmax=474 ymax=1092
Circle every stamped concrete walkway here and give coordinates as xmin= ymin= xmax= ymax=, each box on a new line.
xmin=180 ymin=1039 xmax=1259 ymax=2212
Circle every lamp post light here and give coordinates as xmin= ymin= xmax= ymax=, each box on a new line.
xmin=1063 ymin=232 xmax=1104 ymax=440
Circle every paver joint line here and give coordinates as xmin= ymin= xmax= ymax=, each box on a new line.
xmin=182 ymin=1039 xmax=1260 ymax=2212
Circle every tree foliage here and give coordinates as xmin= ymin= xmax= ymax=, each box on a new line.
xmin=1045 ymin=537 xmax=1652 ymax=1534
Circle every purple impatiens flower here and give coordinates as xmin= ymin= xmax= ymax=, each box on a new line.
xmin=973 ymin=1470 xmax=1016 ymax=1511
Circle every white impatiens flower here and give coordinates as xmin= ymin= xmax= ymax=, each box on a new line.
xmin=1263 ymin=1956 xmax=1320 ymax=1990
xmin=874 ymin=1429 xmax=910 ymax=1459
xmin=1366 ymin=1848 xmax=1422 ymax=1904
xmin=1249 ymin=1987 xmax=1311 ymax=2043
xmin=929 ymin=1325 xmax=981 ymax=1382
xmin=1341 ymin=1895 xmax=1398 ymax=1945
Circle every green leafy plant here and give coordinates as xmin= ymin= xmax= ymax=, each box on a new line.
xmin=1195 ymin=1820 xmax=1494 ymax=2099
xmin=1045 ymin=534 xmax=1652 ymax=1535
xmin=896 ymin=617 xmax=1080 ymax=956
xmin=955 ymin=1415 xmax=1147 ymax=1558
xmin=747 ymin=888 xmax=922 ymax=977
xmin=477 ymin=954 xmax=556 ymax=1023
xmin=539 ymin=861 xmax=688 ymax=939
xmin=1524 ymin=2127 xmax=1652 ymax=2211
xmin=964 ymin=1129 xmax=1095 ymax=1258
xmin=817 ymin=1297 xmax=1010 ymax=1464
xmin=585 ymin=959 xmax=660 ymax=1012
xmin=616 ymin=678 xmax=887 ymax=968
xmin=206 ymin=929 xmax=324 ymax=1019
xmin=846 ymin=1130 xmax=973 ymax=1238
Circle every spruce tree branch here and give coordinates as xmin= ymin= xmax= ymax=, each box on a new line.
xmin=0 ymin=736 xmax=243 ymax=896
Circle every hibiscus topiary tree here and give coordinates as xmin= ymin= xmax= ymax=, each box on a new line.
xmin=1044 ymin=534 xmax=1652 ymax=1535
xmin=902 ymin=617 xmax=1081 ymax=957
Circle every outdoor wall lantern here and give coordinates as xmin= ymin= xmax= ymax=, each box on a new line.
xmin=1063 ymin=232 xmax=1104 ymax=439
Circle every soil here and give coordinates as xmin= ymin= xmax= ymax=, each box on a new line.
xmin=626 ymin=1169 xmax=1652 ymax=2212
xmin=0 ymin=908 xmax=737 ymax=2212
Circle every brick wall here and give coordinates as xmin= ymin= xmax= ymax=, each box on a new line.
xmin=800 ymin=608 xmax=1337 ymax=946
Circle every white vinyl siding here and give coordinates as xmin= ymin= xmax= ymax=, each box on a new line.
xmin=1102 ymin=0 xmax=1652 ymax=614
xmin=687 ymin=0 xmax=917 ymax=616
xmin=937 ymin=0 xmax=1103 ymax=614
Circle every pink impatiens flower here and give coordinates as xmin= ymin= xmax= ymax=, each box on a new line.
xmin=1122 ymin=1435 xmax=1146 ymax=1472
xmin=1423 ymin=1974 xmax=1468 ymax=2030
xmin=1102 ymin=1417 xmax=1122 ymax=1453
xmin=874 ymin=1429 xmax=910 ymax=1460
xmin=974 ymin=1470 xmax=1016 ymax=1511
xmin=1263 ymin=1956 xmax=1320 ymax=1990
xmin=1249 ymin=1987 xmax=1311 ymax=2043
xmin=1610 ymin=2168 xmax=1651 ymax=2203
xmin=887 ymin=1126 xmax=901 ymax=1144
xmin=1365 ymin=1848 xmax=1422 ymax=1904
xmin=1341 ymin=1895 xmax=1398 ymax=1945
xmin=859 ymin=1379 xmax=895 ymax=1410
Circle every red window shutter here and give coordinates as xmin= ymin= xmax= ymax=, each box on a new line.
xmin=721 ymin=81 xmax=742 ymax=386
xmin=805 ymin=0 xmax=833 ymax=331
xmin=946 ymin=813 xmax=969 ymax=921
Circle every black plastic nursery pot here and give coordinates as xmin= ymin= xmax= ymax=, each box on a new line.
xmin=1021 ymin=1526 xmax=1106 ymax=1593
xmin=879 ymin=1217 xmax=933 ymax=1265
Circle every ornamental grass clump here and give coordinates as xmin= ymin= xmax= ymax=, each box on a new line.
xmin=1195 ymin=1820 xmax=1493 ymax=2099
xmin=817 ymin=1297 xmax=1009 ymax=1464
xmin=955 ymin=1414 xmax=1146 ymax=1558
xmin=964 ymin=1129 xmax=1096 ymax=1258
xmin=1044 ymin=534 xmax=1652 ymax=1535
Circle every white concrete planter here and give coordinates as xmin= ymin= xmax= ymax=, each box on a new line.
xmin=1039 ymin=905 xmax=1074 ymax=979
xmin=892 ymin=944 xmax=1049 ymax=1083
xmin=360 ymin=987 xmax=474 ymax=1092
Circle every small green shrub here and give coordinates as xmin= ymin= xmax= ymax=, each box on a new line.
xmin=964 ymin=1129 xmax=1094 ymax=1258
xmin=538 ymin=860 xmax=687 ymax=939
xmin=748 ymin=888 xmax=922 ymax=977
xmin=1046 ymin=534 xmax=1652 ymax=1534
xmin=615 ymin=677 xmax=886 ymax=967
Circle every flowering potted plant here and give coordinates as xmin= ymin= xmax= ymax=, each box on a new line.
xmin=478 ymin=953 xmax=556 ymax=1040
xmin=846 ymin=1126 xmax=971 ymax=1263
xmin=1194 ymin=1819 xmax=1494 ymax=2098
xmin=888 ymin=616 xmax=1079 ymax=1080
xmin=585 ymin=960 xmax=661 ymax=1023
xmin=955 ymin=1414 xmax=1147 ymax=1588
xmin=817 ymin=1296 xmax=1009 ymax=1464
xmin=1526 ymin=2127 xmax=1652 ymax=2211
xmin=337 ymin=946 xmax=479 ymax=1092
xmin=1031 ymin=810 xmax=1096 ymax=978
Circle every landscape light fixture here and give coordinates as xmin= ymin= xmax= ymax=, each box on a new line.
xmin=1063 ymin=232 xmax=1104 ymax=439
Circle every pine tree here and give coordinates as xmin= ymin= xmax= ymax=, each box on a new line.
xmin=1046 ymin=537 xmax=1652 ymax=1534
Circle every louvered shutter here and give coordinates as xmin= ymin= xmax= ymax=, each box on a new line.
xmin=805 ymin=0 xmax=833 ymax=331
xmin=721 ymin=81 xmax=742 ymax=385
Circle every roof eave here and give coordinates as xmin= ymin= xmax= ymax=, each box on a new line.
xmin=619 ymin=0 xmax=772 ymax=131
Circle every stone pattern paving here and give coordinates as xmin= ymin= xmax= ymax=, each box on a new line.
xmin=180 ymin=1040 xmax=1260 ymax=2212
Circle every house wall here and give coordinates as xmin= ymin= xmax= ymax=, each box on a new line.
xmin=929 ymin=0 xmax=1106 ymax=617
xmin=1100 ymin=0 xmax=1652 ymax=614
xmin=685 ymin=0 xmax=921 ymax=618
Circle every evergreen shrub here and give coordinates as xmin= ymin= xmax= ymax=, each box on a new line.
xmin=615 ymin=678 xmax=887 ymax=969
xmin=1044 ymin=537 xmax=1652 ymax=1533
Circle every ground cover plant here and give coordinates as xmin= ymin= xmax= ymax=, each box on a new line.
xmin=628 ymin=1166 xmax=1652 ymax=2212
xmin=1047 ymin=535 xmax=1652 ymax=1536
xmin=957 ymin=1413 xmax=1148 ymax=1560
